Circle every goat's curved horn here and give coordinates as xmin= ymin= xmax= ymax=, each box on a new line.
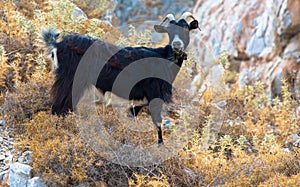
xmin=181 ymin=12 xmax=196 ymax=21
xmin=180 ymin=12 xmax=201 ymax=31
xmin=159 ymin=14 xmax=175 ymax=25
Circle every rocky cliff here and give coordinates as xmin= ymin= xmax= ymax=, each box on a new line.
xmin=192 ymin=0 xmax=300 ymax=99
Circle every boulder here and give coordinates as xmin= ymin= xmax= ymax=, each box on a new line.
xmin=27 ymin=177 xmax=46 ymax=187
xmin=8 ymin=162 xmax=33 ymax=187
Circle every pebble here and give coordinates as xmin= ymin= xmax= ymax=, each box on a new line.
xmin=286 ymin=134 xmax=300 ymax=147
xmin=282 ymin=148 xmax=291 ymax=153
xmin=163 ymin=119 xmax=171 ymax=128
xmin=0 ymin=120 xmax=5 ymax=126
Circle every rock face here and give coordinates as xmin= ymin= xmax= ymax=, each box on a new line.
xmin=114 ymin=0 xmax=198 ymax=25
xmin=192 ymin=0 xmax=300 ymax=98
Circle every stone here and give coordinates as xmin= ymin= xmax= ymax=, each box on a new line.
xmin=25 ymin=151 xmax=32 ymax=163
xmin=0 ymin=154 xmax=5 ymax=161
xmin=0 ymin=120 xmax=5 ymax=126
xmin=286 ymin=134 xmax=300 ymax=147
xmin=217 ymin=100 xmax=227 ymax=108
xmin=163 ymin=119 xmax=171 ymax=128
xmin=0 ymin=170 xmax=8 ymax=184
xmin=17 ymin=157 xmax=24 ymax=163
xmin=190 ymin=73 xmax=204 ymax=95
xmin=27 ymin=177 xmax=46 ymax=187
xmin=72 ymin=7 xmax=88 ymax=22
xmin=8 ymin=162 xmax=33 ymax=187
xmin=282 ymin=148 xmax=291 ymax=153
xmin=4 ymin=154 xmax=12 ymax=165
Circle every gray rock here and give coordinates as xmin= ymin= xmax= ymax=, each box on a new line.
xmin=238 ymin=67 xmax=249 ymax=89
xmin=0 ymin=120 xmax=5 ymax=126
xmin=18 ymin=151 xmax=33 ymax=164
xmin=17 ymin=157 xmax=24 ymax=163
xmin=27 ymin=177 xmax=46 ymax=187
xmin=235 ymin=21 xmax=244 ymax=35
xmin=246 ymin=35 xmax=266 ymax=56
xmin=24 ymin=151 xmax=32 ymax=164
xmin=217 ymin=100 xmax=227 ymax=108
xmin=72 ymin=7 xmax=88 ymax=22
xmin=294 ymin=139 xmax=300 ymax=147
xmin=0 ymin=154 xmax=5 ymax=161
xmin=270 ymin=68 xmax=283 ymax=99
xmin=0 ymin=170 xmax=8 ymax=184
xmin=282 ymin=148 xmax=291 ymax=153
xmin=163 ymin=119 xmax=171 ymax=128
xmin=286 ymin=133 xmax=300 ymax=147
xmin=8 ymin=162 xmax=33 ymax=187
xmin=4 ymin=154 xmax=13 ymax=165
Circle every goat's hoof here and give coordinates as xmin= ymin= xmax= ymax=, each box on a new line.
xmin=158 ymin=140 xmax=164 ymax=145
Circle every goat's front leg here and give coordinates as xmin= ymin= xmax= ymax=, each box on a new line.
xmin=148 ymin=98 xmax=164 ymax=144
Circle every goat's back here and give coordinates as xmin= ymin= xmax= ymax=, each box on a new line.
xmin=51 ymin=33 xmax=177 ymax=115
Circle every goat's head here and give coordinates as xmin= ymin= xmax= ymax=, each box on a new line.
xmin=154 ymin=12 xmax=200 ymax=53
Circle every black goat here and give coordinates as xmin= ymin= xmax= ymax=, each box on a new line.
xmin=43 ymin=12 xmax=200 ymax=144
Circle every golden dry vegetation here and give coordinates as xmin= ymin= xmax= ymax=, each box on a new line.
xmin=1 ymin=0 xmax=300 ymax=186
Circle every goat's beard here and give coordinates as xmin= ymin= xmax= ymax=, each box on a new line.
xmin=175 ymin=50 xmax=187 ymax=60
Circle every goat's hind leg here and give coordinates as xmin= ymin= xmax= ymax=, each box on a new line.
xmin=127 ymin=105 xmax=144 ymax=118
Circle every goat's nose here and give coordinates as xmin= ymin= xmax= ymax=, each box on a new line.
xmin=173 ymin=41 xmax=182 ymax=49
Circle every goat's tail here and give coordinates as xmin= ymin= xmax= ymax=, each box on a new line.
xmin=42 ymin=29 xmax=60 ymax=52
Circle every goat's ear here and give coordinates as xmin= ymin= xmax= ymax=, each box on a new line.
xmin=189 ymin=20 xmax=199 ymax=30
xmin=154 ymin=25 xmax=168 ymax=33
